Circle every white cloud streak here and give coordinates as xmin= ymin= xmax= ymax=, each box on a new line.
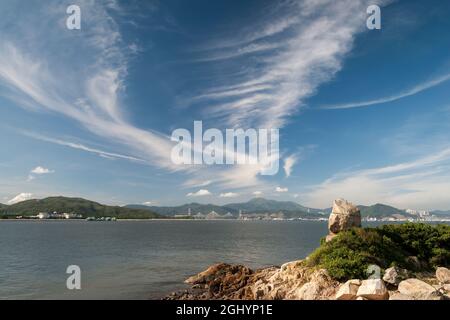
xmin=322 ymin=73 xmax=450 ymax=110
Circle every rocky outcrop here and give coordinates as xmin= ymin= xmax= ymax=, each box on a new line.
xmin=326 ymin=199 xmax=361 ymax=242
xmin=436 ymin=267 xmax=450 ymax=284
xmin=183 ymin=263 xmax=255 ymax=299
xmin=166 ymin=261 xmax=339 ymax=300
xmin=168 ymin=262 xmax=450 ymax=300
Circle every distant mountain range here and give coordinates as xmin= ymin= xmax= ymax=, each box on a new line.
xmin=0 ymin=197 xmax=162 ymax=219
xmin=126 ymin=198 xmax=421 ymax=219
xmin=2 ymin=196 xmax=450 ymax=220
xmin=126 ymin=198 xmax=328 ymax=218
xmin=127 ymin=203 xmax=234 ymax=216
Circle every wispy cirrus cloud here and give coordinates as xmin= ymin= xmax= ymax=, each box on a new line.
xmin=21 ymin=131 xmax=147 ymax=163
xmin=190 ymin=0 xmax=391 ymax=129
xmin=0 ymin=0 xmax=276 ymax=191
xmin=322 ymin=73 xmax=450 ymax=110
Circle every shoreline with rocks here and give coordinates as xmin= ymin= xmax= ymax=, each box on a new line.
xmin=165 ymin=199 xmax=450 ymax=300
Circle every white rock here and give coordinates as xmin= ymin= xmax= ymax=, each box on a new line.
xmin=336 ymin=279 xmax=361 ymax=300
xmin=356 ymin=279 xmax=389 ymax=300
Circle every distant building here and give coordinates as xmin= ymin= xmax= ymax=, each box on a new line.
xmin=37 ymin=212 xmax=50 ymax=219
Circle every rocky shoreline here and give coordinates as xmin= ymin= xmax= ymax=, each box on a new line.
xmin=165 ymin=262 xmax=450 ymax=300
xmin=165 ymin=199 xmax=450 ymax=300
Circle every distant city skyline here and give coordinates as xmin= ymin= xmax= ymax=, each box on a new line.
xmin=1 ymin=0 xmax=450 ymax=210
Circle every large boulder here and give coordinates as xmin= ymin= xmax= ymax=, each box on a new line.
xmin=326 ymin=199 xmax=361 ymax=242
xmin=356 ymin=279 xmax=389 ymax=300
xmin=398 ymin=278 xmax=442 ymax=300
xmin=436 ymin=267 xmax=450 ymax=284
xmin=335 ymin=279 xmax=361 ymax=300
xmin=383 ymin=267 xmax=409 ymax=286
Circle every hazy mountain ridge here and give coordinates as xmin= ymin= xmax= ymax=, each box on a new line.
xmin=2 ymin=196 xmax=449 ymax=220
xmin=127 ymin=203 xmax=237 ymax=216
xmin=0 ymin=197 xmax=163 ymax=219
xmin=357 ymin=203 xmax=412 ymax=218
xmin=128 ymin=198 xmax=331 ymax=217
xmin=127 ymin=198 xmax=449 ymax=219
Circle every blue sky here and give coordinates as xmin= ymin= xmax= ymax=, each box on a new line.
xmin=1 ymin=0 xmax=450 ymax=210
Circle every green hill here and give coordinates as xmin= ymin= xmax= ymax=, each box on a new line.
xmin=358 ymin=203 xmax=410 ymax=218
xmin=0 ymin=197 xmax=164 ymax=219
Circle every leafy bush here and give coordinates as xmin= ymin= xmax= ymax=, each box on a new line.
xmin=306 ymin=223 xmax=450 ymax=281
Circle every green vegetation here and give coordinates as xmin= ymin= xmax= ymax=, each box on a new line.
xmin=0 ymin=197 xmax=164 ymax=219
xmin=306 ymin=223 xmax=450 ymax=281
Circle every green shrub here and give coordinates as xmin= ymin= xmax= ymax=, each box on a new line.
xmin=306 ymin=223 xmax=450 ymax=281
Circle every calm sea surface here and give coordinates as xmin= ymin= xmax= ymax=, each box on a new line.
xmin=0 ymin=220 xmax=447 ymax=300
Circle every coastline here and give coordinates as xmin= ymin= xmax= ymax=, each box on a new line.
xmin=166 ymin=200 xmax=450 ymax=301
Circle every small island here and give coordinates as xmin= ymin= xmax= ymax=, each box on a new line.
xmin=166 ymin=199 xmax=450 ymax=300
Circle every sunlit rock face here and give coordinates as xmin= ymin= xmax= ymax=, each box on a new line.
xmin=326 ymin=198 xmax=361 ymax=242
